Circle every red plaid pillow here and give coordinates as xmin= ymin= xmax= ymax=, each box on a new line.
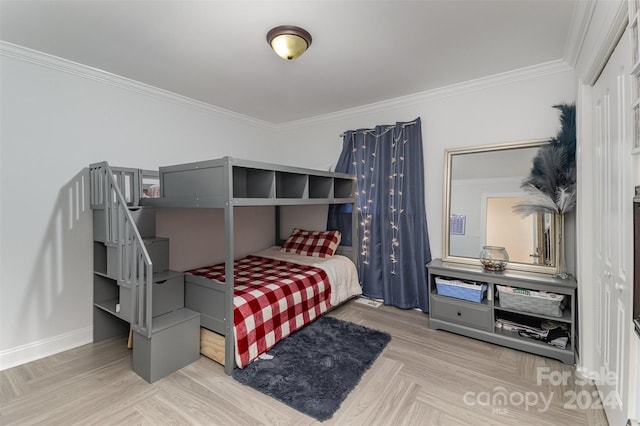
xmin=280 ymin=228 xmax=342 ymax=258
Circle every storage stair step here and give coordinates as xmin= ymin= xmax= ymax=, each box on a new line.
xmin=130 ymin=272 xmax=200 ymax=383
xmin=90 ymin=163 xmax=200 ymax=383
xmin=133 ymin=307 xmax=200 ymax=383
xmin=93 ymin=236 xmax=169 ymax=280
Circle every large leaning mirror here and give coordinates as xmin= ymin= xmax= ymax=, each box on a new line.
xmin=443 ymin=139 xmax=560 ymax=274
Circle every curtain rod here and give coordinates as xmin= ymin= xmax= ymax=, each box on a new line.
xmin=338 ymin=119 xmax=418 ymax=138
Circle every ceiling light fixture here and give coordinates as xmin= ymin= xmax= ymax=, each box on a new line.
xmin=266 ymin=25 xmax=312 ymax=60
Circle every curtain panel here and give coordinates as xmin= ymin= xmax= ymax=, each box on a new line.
xmin=328 ymin=118 xmax=432 ymax=312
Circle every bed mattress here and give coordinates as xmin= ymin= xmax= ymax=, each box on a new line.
xmin=186 ymin=247 xmax=361 ymax=367
xmin=253 ymin=246 xmax=362 ymax=306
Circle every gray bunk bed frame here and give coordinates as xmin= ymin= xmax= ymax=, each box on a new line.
xmin=140 ymin=156 xmax=358 ymax=374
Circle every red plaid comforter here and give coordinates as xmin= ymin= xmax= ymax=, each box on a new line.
xmin=187 ymin=255 xmax=331 ymax=368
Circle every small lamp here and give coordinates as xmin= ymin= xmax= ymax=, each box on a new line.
xmin=266 ymin=25 xmax=312 ymax=60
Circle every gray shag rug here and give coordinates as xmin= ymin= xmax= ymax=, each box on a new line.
xmin=232 ymin=316 xmax=391 ymax=421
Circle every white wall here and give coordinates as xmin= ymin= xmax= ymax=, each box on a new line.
xmin=0 ymin=46 xmax=278 ymax=369
xmin=271 ymin=67 xmax=577 ymax=265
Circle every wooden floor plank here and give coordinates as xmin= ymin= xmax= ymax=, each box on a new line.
xmin=0 ymin=300 xmax=609 ymax=425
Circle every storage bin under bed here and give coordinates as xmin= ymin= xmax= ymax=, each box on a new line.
xmin=496 ymin=285 xmax=565 ymax=317
xmin=435 ymin=277 xmax=487 ymax=303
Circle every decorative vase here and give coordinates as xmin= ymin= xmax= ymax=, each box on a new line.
xmin=479 ymin=246 xmax=509 ymax=271
xmin=554 ymin=213 xmax=571 ymax=279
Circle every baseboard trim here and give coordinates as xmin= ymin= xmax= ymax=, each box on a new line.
xmin=0 ymin=327 xmax=93 ymax=371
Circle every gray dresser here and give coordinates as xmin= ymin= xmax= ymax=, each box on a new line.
xmin=427 ymin=259 xmax=577 ymax=364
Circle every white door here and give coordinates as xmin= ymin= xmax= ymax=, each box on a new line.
xmin=592 ymin=28 xmax=634 ymax=426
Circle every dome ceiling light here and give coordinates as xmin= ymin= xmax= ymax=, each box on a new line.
xmin=266 ymin=25 xmax=312 ymax=60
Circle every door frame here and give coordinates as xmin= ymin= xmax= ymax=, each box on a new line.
xmin=576 ymin=0 xmax=631 ymax=419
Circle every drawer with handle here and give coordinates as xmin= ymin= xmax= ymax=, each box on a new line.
xmin=430 ymin=296 xmax=492 ymax=331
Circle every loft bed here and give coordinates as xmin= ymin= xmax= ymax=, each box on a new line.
xmin=140 ymin=156 xmax=360 ymax=374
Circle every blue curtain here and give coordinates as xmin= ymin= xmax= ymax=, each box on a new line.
xmin=328 ymin=118 xmax=432 ymax=312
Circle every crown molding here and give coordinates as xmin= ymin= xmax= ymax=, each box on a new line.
xmin=1 ymin=41 xmax=574 ymax=133
xmin=563 ymin=0 xmax=597 ymax=69
xmin=582 ymin=0 xmax=628 ymax=86
xmin=275 ymin=59 xmax=574 ymax=131
xmin=0 ymin=41 xmax=274 ymax=131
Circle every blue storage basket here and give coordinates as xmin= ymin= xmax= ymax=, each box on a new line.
xmin=435 ymin=277 xmax=487 ymax=303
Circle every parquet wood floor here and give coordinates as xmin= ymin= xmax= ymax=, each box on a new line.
xmin=0 ymin=300 xmax=609 ymax=425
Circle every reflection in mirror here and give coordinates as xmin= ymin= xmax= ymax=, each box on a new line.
xmin=484 ymin=197 xmax=553 ymax=265
xmin=443 ymin=140 xmax=558 ymax=274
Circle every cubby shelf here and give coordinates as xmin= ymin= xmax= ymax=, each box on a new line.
xmin=141 ymin=156 xmax=357 ymax=208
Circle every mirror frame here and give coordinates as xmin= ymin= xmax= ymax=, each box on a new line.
xmin=442 ymin=139 xmax=561 ymax=275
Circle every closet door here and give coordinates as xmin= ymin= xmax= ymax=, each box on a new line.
xmin=592 ymin=28 xmax=634 ymax=426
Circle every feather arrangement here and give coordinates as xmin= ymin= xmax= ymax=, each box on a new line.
xmin=513 ymin=103 xmax=576 ymax=217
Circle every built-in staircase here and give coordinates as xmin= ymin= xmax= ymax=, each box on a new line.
xmin=89 ymin=162 xmax=200 ymax=383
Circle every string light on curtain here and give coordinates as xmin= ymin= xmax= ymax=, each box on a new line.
xmin=352 ymin=136 xmax=379 ymax=267
xmin=329 ymin=117 xmax=431 ymax=312
xmin=350 ymin=125 xmax=409 ymax=274
xmin=388 ymin=131 xmax=407 ymax=271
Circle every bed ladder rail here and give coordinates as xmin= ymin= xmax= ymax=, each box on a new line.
xmin=90 ymin=161 xmax=154 ymax=339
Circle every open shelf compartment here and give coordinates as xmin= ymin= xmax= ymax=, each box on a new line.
xmin=233 ymin=167 xmax=275 ymax=198
xmin=276 ymin=171 xmax=308 ymax=198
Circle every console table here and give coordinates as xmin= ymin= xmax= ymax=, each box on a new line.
xmin=427 ymin=259 xmax=577 ymax=364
